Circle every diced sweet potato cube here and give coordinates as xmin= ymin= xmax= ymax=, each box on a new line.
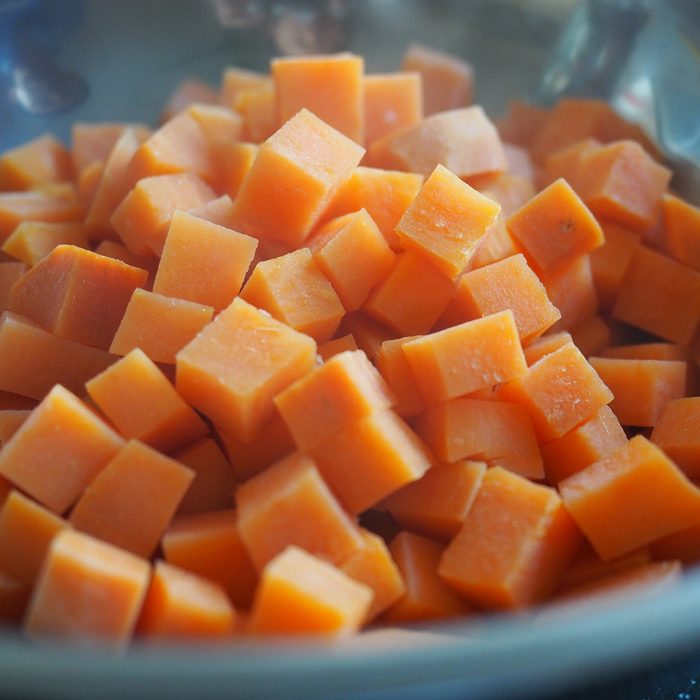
xmin=161 ymin=79 xmax=219 ymax=121
xmin=2 ymin=222 xmax=88 ymax=266
xmin=231 ymin=109 xmax=364 ymax=246
xmin=0 ymin=385 xmax=123 ymax=513
xmin=0 ymin=190 xmax=82 ymax=242
xmin=559 ymin=436 xmax=700 ymax=560
xmin=85 ymin=127 xmax=149 ymax=230
xmin=339 ymin=528 xmax=405 ymax=622
xmin=249 ymin=545 xmax=372 ymax=636
xmin=240 ymin=248 xmax=344 ymax=343
xmin=24 ymin=530 xmax=150 ymax=649
xmin=651 ymin=397 xmax=700 ymax=478
xmin=439 ymin=467 xmax=581 ymax=609
xmin=507 ymin=178 xmax=604 ymax=275
xmin=111 ymin=172 xmax=214 ymax=256
xmin=137 ymin=560 xmax=235 ymax=640
xmin=543 ymin=254 xmax=599 ymax=332
xmin=0 ymin=312 xmax=115 ymax=401
xmin=163 ymin=510 xmax=257 ymax=609
xmin=232 ymin=84 xmax=277 ymax=144
xmin=216 ymin=411 xmax=295 ymax=482
xmin=8 ymin=244 xmax=148 ymax=350
xmin=383 ymin=531 xmax=473 ymax=622
xmin=0 ymin=134 xmax=72 ymax=191
xmin=498 ymin=342 xmax=613 ymax=442
xmin=110 ymin=289 xmax=214 ymax=365
xmin=236 ymin=452 xmax=363 ymax=571
xmin=310 ymin=409 xmax=432 ymax=514
xmin=153 ymin=211 xmax=257 ymax=311
xmin=0 ymin=490 xmax=69 ymax=585
xmin=452 ymin=254 xmax=560 ymax=343
xmin=173 ymin=438 xmax=236 ymax=517
xmin=664 ymin=194 xmax=700 ymax=272
xmin=275 ymin=349 xmax=393 ymax=451
xmin=309 ymin=209 xmax=395 ymax=311
xmin=589 ymin=357 xmax=686 ymax=427
xmin=272 ymin=53 xmax=364 ymax=143
xmin=86 ymin=349 xmax=208 ymax=452
xmin=320 ymin=167 xmax=423 ymax=250
xmin=217 ymin=142 xmax=259 ymax=200
xmin=523 ymin=331 xmax=573 ymax=366
xmin=613 ymin=245 xmax=700 ymax=346
xmin=0 ymin=262 xmax=27 ymax=311
xmin=176 ymin=297 xmax=316 ymax=442
xmin=367 ymin=106 xmax=506 ymax=179
xmin=363 ymin=250 xmax=454 ymax=336
xmin=395 ymin=164 xmax=500 ymax=279
xmin=415 ymin=397 xmax=543 ymax=479
xmin=317 ymin=334 xmax=358 ymax=361
xmin=589 ymin=221 xmax=641 ymax=310
xmin=402 ymin=310 xmax=527 ymax=405
xmin=375 ymin=336 xmax=426 ymax=418
xmin=70 ymin=439 xmax=194 ymax=557
xmin=541 ymin=406 xmax=627 ymax=485
xmin=363 ymin=72 xmax=423 ymax=145
xmin=401 ymin=44 xmax=473 ymax=115
xmin=71 ymin=122 xmax=149 ymax=174
xmin=576 ymin=140 xmax=671 ymax=232
xmin=382 ymin=460 xmax=486 ymax=542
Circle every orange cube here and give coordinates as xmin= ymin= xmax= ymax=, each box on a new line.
xmin=274 ymin=350 xmax=394 ymax=451
xmin=589 ymin=221 xmax=641 ymax=310
xmin=24 ymin=530 xmax=150 ymax=649
xmin=415 ymin=395 xmax=543 ymax=479
xmin=0 ymin=490 xmax=69 ymax=585
xmin=559 ymin=436 xmax=700 ymax=560
xmin=86 ymin=349 xmax=209 ymax=452
xmin=664 ymin=194 xmax=700 ymax=272
xmin=402 ymin=310 xmax=527 ymax=405
xmin=310 ymin=409 xmax=432 ymax=514
xmin=109 ymin=289 xmax=214 ymax=365
xmin=0 ymin=385 xmax=123 ymax=513
xmin=236 ymin=452 xmax=363 ymax=571
xmin=272 ymin=53 xmax=364 ymax=143
xmin=153 ymin=211 xmax=257 ymax=311
xmin=7 ymin=244 xmax=148 ymax=350
xmin=375 ymin=336 xmax=427 ymax=418
xmin=507 ymin=178 xmax=604 ymax=275
xmin=498 ymin=342 xmax=613 ymax=442
xmin=0 ymin=312 xmax=115 ymax=401
xmin=576 ymin=140 xmax=671 ymax=232
xmin=174 ymin=438 xmax=236 ymax=517
xmin=309 ymin=209 xmax=395 ymax=311
xmin=320 ymin=166 xmax=423 ymax=250
xmin=541 ymin=406 xmax=627 ymax=485
xmin=2 ymin=221 xmax=88 ymax=267
xmin=382 ymin=460 xmax=486 ymax=542
xmin=176 ymin=297 xmax=317 ymax=442
xmin=240 ymin=248 xmax=344 ymax=343
xmin=363 ymin=250 xmax=454 ymax=336
xmin=395 ymin=164 xmax=500 ymax=279
xmin=367 ymin=106 xmax=506 ymax=179
xmin=231 ymin=109 xmax=364 ymax=246
xmin=439 ymin=467 xmax=581 ymax=609
xmin=0 ymin=190 xmax=82 ymax=242
xmin=401 ymin=44 xmax=473 ymax=115
xmin=651 ymin=397 xmax=700 ymax=478
xmin=613 ymin=245 xmax=700 ymax=346
xmin=70 ymin=439 xmax=194 ymax=557
xmin=588 ymin=357 xmax=686 ymax=427
xmin=363 ymin=72 xmax=423 ymax=145
xmin=383 ymin=531 xmax=473 ymax=623
xmin=339 ymin=528 xmax=405 ymax=622
xmin=111 ymin=172 xmax=214 ymax=256
xmin=0 ymin=134 xmax=72 ymax=191
xmin=137 ymin=561 xmax=235 ymax=640
xmin=543 ymin=254 xmax=599 ymax=332
xmin=163 ymin=510 xmax=257 ymax=609
xmin=249 ymin=545 xmax=372 ymax=636
xmin=452 ymin=253 xmax=561 ymax=343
